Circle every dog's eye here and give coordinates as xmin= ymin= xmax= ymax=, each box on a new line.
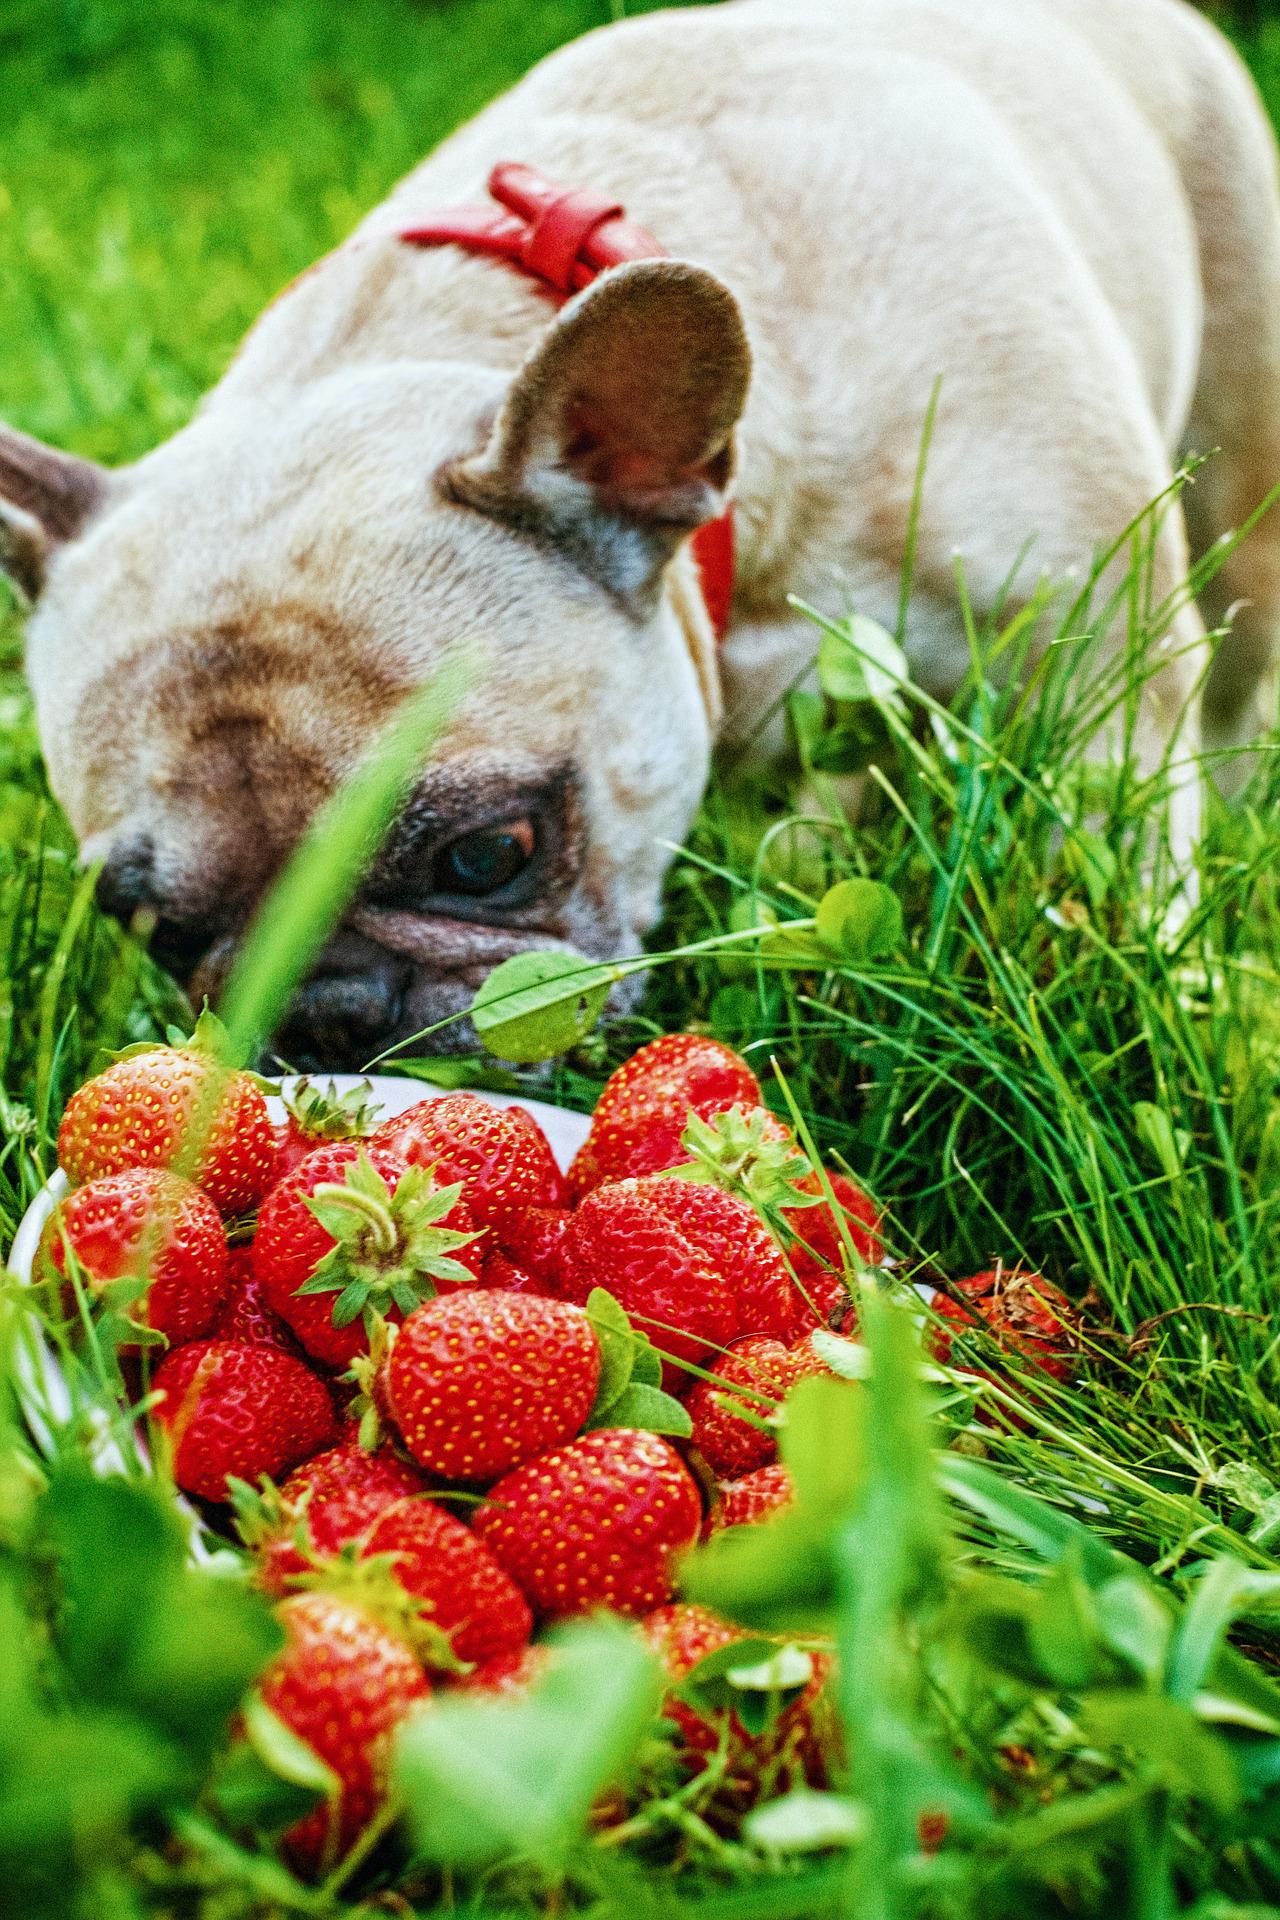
xmin=432 ymin=818 xmax=537 ymax=896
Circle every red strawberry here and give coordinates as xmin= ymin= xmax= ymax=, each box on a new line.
xmin=44 ymin=1168 xmax=229 ymax=1348
xmin=452 ymin=1643 xmax=549 ymax=1697
xmin=257 ymin=1592 xmax=429 ymax=1873
xmin=929 ymin=1267 xmax=1077 ymax=1384
xmin=213 ymin=1246 xmax=302 ymax=1354
xmin=58 ymin=1018 xmax=276 ymax=1214
xmin=383 ymin=1290 xmax=600 ymax=1481
xmin=631 ymin=1178 xmax=797 ymax=1342
xmin=556 ymin=1180 xmax=736 ymax=1382
xmin=254 ymin=1142 xmax=482 ymax=1370
xmin=711 ymin=1463 xmax=796 ymax=1533
xmin=152 ymin=1339 xmax=337 ymax=1502
xmin=372 ymin=1094 xmax=565 ymax=1225
xmin=489 ymin=1206 xmax=571 ymax=1288
xmin=362 ymin=1496 xmax=532 ymax=1666
xmin=685 ymin=1335 xmax=827 ymax=1478
xmin=783 ymin=1171 xmax=883 ymax=1327
xmin=236 ymin=1437 xmax=428 ymax=1594
xmin=271 ymin=1077 xmax=382 ymax=1188
xmin=639 ymin=1602 xmax=831 ymax=1787
xmin=569 ymin=1034 xmax=761 ymax=1197
xmin=474 ymin=1429 xmax=701 ymax=1619
xmin=481 ymin=1250 xmax=542 ymax=1294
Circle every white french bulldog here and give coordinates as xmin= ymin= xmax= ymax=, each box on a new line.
xmin=2 ymin=0 xmax=1278 ymax=1062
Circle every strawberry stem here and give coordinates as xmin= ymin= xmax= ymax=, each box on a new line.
xmin=310 ymin=1181 xmax=398 ymax=1257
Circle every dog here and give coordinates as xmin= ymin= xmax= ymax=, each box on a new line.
xmin=3 ymin=0 xmax=1279 ymax=1065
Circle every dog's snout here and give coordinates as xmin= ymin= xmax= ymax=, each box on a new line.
xmin=277 ymin=932 xmax=412 ymax=1069
xmin=94 ymin=833 xmax=161 ymax=922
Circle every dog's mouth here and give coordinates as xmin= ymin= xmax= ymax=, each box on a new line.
xmin=177 ymin=913 xmax=585 ymax=1073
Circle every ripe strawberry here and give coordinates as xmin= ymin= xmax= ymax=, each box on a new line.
xmin=452 ymin=1643 xmax=549 ymax=1697
xmin=57 ymin=1016 xmax=276 ymax=1214
xmin=152 ymin=1338 xmax=337 ymax=1502
xmin=44 ymin=1168 xmax=230 ymax=1348
xmin=271 ymin=1077 xmax=382 ymax=1188
xmin=783 ymin=1171 xmax=883 ymax=1328
xmin=711 ymin=1463 xmax=795 ymax=1534
xmin=383 ymin=1290 xmax=600 ymax=1481
xmin=481 ymin=1250 xmax=542 ymax=1294
xmin=488 ymin=1205 xmax=571 ymax=1287
xmin=569 ymin=1034 xmax=762 ymax=1197
xmin=685 ymin=1335 xmax=827 ymax=1478
xmin=639 ymin=1602 xmax=831 ymax=1787
xmin=235 ymin=1437 xmax=428 ymax=1594
xmin=361 ymin=1496 xmax=532 ymax=1666
xmin=557 ymin=1181 xmax=735 ymax=1382
xmin=213 ymin=1246 xmax=302 ymax=1354
xmin=929 ymin=1267 xmax=1078 ymax=1383
xmin=372 ymin=1094 xmax=565 ymax=1225
xmin=474 ymin=1428 xmax=701 ymax=1619
xmin=257 ymin=1592 xmax=429 ymax=1874
xmin=632 ymin=1178 xmax=797 ymax=1342
xmin=254 ymin=1143 xmax=482 ymax=1370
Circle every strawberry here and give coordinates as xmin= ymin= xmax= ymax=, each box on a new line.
xmin=783 ymin=1171 xmax=883 ymax=1328
xmin=639 ymin=1602 xmax=831 ymax=1788
xmin=382 ymin=1290 xmax=600 ymax=1481
xmin=474 ymin=1428 xmax=701 ymax=1619
xmin=254 ymin=1143 xmax=482 ymax=1370
xmin=452 ymin=1643 xmax=549 ymax=1697
xmin=488 ymin=1205 xmax=571 ymax=1288
xmin=235 ymin=1437 xmax=428 ymax=1594
xmin=372 ymin=1094 xmax=565 ymax=1225
xmin=481 ymin=1250 xmax=543 ymax=1294
xmin=271 ymin=1077 xmax=382 ymax=1188
xmin=929 ymin=1267 xmax=1078 ymax=1384
xmin=685 ymin=1335 xmax=827 ymax=1479
xmin=57 ymin=1015 xmax=276 ymax=1214
xmin=631 ymin=1178 xmax=797 ymax=1342
xmin=213 ymin=1246 xmax=302 ymax=1354
xmin=44 ymin=1168 xmax=229 ymax=1348
xmin=711 ymin=1462 xmax=796 ymax=1533
xmin=556 ymin=1181 xmax=736 ymax=1382
xmin=361 ymin=1496 xmax=532 ymax=1666
xmin=257 ymin=1592 xmax=429 ymax=1874
xmin=152 ymin=1338 xmax=337 ymax=1501
xmin=569 ymin=1034 xmax=762 ymax=1197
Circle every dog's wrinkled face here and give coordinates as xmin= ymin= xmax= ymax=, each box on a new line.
xmin=0 ymin=262 xmax=750 ymax=1064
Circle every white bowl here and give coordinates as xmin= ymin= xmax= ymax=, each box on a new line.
xmin=8 ymin=1074 xmax=592 ymax=1559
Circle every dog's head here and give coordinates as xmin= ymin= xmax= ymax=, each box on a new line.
xmin=1 ymin=261 xmax=750 ymax=1065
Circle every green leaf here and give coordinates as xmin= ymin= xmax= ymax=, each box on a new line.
xmin=395 ymin=1621 xmax=661 ymax=1868
xmin=780 ymin=1375 xmax=866 ymax=1515
xmin=814 ymin=878 xmax=903 ymax=964
xmin=1080 ymin=1694 xmax=1239 ymax=1813
xmin=584 ymin=1287 xmax=636 ymax=1421
xmin=816 ymin=613 xmax=909 ymax=710
xmin=471 ymin=951 xmax=614 ymax=1063
xmin=590 ymin=1381 xmax=692 ymax=1438
xmin=1133 ymin=1100 xmax=1190 ymax=1181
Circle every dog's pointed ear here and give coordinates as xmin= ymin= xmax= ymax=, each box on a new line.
xmin=447 ymin=258 xmax=750 ymax=608
xmin=0 ymin=424 xmax=109 ymax=602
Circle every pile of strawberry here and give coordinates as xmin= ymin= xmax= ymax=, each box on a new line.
xmin=41 ymin=1020 xmax=1079 ymax=1875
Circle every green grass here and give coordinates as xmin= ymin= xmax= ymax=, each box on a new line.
xmin=6 ymin=2 xmax=1280 ymax=1915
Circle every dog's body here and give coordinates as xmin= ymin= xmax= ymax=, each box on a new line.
xmin=4 ymin=0 xmax=1280 ymax=1061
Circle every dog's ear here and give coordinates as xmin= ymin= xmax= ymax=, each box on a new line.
xmin=0 ymin=424 xmax=109 ymax=602
xmin=447 ymin=258 xmax=750 ymax=608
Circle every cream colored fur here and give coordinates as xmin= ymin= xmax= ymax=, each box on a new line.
xmin=4 ymin=0 xmax=1280 ymax=1057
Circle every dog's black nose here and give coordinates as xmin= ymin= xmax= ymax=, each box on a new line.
xmin=95 ymin=833 xmax=160 ymax=921
xmin=276 ymin=932 xmax=412 ymax=1070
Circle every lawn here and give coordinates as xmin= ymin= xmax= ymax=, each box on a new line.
xmin=5 ymin=2 xmax=1280 ymax=1916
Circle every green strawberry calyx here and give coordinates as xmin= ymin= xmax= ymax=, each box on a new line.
xmin=282 ymin=1075 xmax=383 ymax=1144
xmin=669 ymin=1106 xmax=822 ymax=1220
xmin=288 ymin=1541 xmax=468 ymax=1674
xmin=297 ymin=1152 xmax=481 ymax=1330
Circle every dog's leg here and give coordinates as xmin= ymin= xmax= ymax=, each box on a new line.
xmin=1174 ymin=12 xmax=1280 ymax=789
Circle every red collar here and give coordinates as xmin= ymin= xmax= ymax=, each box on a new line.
xmin=397 ymin=162 xmax=735 ymax=644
